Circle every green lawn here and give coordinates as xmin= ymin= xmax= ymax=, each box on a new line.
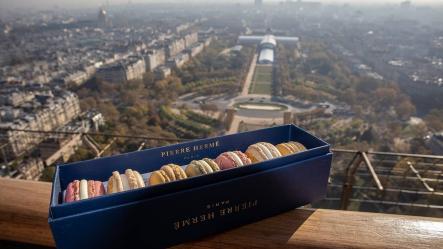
xmin=249 ymin=65 xmax=273 ymax=95
xmin=250 ymin=83 xmax=272 ymax=94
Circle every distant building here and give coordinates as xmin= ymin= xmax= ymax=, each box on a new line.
xmin=96 ymin=56 xmax=146 ymax=83
xmin=184 ymin=32 xmax=198 ymax=47
xmin=239 ymin=34 xmax=299 ymax=65
xmin=39 ymin=119 xmax=89 ymax=166
xmin=283 ymin=0 xmax=321 ymax=9
xmin=15 ymin=158 xmax=44 ymax=180
xmin=96 ymin=63 xmax=127 ymax=83
xmin=260 ymin=35 xmax=277 ymax=49
xmin=186 ymin=43 xmax=204 ymax=58
xmin=201 ymin=36 xmax=213 ymax=47
xmin=176 ymin=23 xmax=191 ymax=34
xmin=238 ymin=34 xmax=299 ymax=46
xmin=143 ymin=49 xmax=166 ymax=72
xmin=155 ymin=66 xmax=171 ymax=79
xmin=98 ymin=8 xmax=110 ymax=27
xmin=0 ymin=89 xmax=81 ymax=159
xmin=165 ymin=32 xmax=199 ymax=58
xmin=400 ymin=1 xmax=411 ymax=8
xmin=63 ymin=71 xmax=89 ymax=86
xmin=165 ymin=38 xmax=186 ymax=58
xmin=231 ymin=45 xmax=243 ymax=53
xmin=258 ymin=48 xmax=274 ymax=64
xmin=83 ymin=110 xmax=105 ymax=132
xmin=167 ymin=53 xmax=190 ymax=69
xmin=0 ymin=91 xmax=34 ymax=107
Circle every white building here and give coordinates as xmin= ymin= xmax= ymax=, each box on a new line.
xmin=258 ymin=48 xmax=274 ymax=64
xmin=144 ymin=49 xmax=166 ymax=72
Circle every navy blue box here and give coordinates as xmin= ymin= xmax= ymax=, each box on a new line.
xmin=49 ymin=124 xmax=332 ymax=249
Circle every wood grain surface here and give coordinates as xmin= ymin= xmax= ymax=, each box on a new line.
xmin=1 ymin=178 xmax=442 ymax=248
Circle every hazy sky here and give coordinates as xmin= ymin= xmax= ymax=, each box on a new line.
xmin=0 ymin=0 xmax=441 ymax=10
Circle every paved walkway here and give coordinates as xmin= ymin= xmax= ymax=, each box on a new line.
xmin=241 ymin=53 xmax=258 ymax=96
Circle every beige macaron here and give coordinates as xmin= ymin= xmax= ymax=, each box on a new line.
xmin=107 ymin=169 xmax=145 ymax=194
xmin=160 ymin=164 xmax=187 ymax=181
xmin=245 ymin=142 xmax=276 ymax=163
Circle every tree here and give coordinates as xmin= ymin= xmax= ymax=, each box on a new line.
xmin=396 ymin=100 xmax=416 ymax=120
xmin=424 ymin=109 xmax=443 ymax=131
xmin=356 ymin=77 xmax=381 ymax=93
xmin=40 ymin=166 xmax=56 ymax=182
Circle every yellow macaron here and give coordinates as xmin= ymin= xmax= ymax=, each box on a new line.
xmin=276 ymin=141 xmax=306 ymax=156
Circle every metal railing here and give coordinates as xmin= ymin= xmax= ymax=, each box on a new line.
xmin=315 ymin=149 xmax=443 ymax=218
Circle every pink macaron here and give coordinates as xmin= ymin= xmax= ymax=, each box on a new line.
xmin=215 ymin=151 xmax=252 ymax=170
xmin=64 ymin=179 xmax=105 ymax=203
xmin=65 ymin=180 xmax=80 ymax=203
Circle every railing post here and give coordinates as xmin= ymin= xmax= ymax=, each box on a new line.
xmin=361 ymin=152 xmax=384 ymax=191
xmin=340 ymin=152 xmax=363 ymax=210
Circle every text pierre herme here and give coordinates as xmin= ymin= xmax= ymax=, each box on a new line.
xmin=161 ymin=140 xmax=220 ymax=157
xmin=173 ymin=199 xmax=258 ymax=230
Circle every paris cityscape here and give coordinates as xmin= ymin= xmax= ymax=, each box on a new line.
xmin=0 ymin=0 xmax=443 ymax=232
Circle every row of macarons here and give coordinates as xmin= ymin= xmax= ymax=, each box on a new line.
xmin=64 ymin=141 xmax=306 ymax=203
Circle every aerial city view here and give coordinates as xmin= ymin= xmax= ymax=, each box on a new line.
xmin=0 ymin=0 xmax=442 ymax=247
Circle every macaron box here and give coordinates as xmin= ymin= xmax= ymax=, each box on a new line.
xmin=49 ymin=124 xmax=332 ymax=249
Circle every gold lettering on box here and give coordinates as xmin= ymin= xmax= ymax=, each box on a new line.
xmin=207 ymin=212 xmax=215 ymax=220
xmin=173 ymin=199 xmax=259 ymax=230
xmin=160 ymin=140 xmax=220 ymax=158
xmin=234 ymin=205 xmax=240 ymax=212
xmin=174 ymin=222 xmax=180 ymax=231
xmin=227 ymin=207 xmax=233 ymax=214
xmin=183 ymin=219 xmax=191 ymax=227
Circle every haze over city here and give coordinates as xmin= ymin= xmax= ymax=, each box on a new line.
xmin=0 ymin=0 xmax=442 ymax=11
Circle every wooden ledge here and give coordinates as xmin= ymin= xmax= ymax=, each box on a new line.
xmin=1 ymin=178 xmax=442 ymax=248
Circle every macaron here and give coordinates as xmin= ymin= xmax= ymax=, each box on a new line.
xmin=149 ymin=169 xmax=172 ymax=186
xmin=79 ymin=179 xmax=88 ymax=200
xmin=125 ymin=169 xmax=145 ymax=189
xmin=65 ymin=179 xmax=105 ymax=203
xmin=87 ymin=180 xmax=106 ymax=198
xmin=245 ymin=142 xmax=281 ymax=163
xmin=65 ymin=180 xmax=80 ymax=203
xmin=185 ymin=158 xmax=220 ymax=177
xmin=215 ymin=151 xmax=251 ymax=170
xmin=276 ymin=141 xmax=307 ymax=156
xmin=160 ymin=164 xmax=187 ymax=181
xmin=107 ymin=169 xmax=145 ymax=194
xmin=259 ymin=142 xmax=282 ymax=158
